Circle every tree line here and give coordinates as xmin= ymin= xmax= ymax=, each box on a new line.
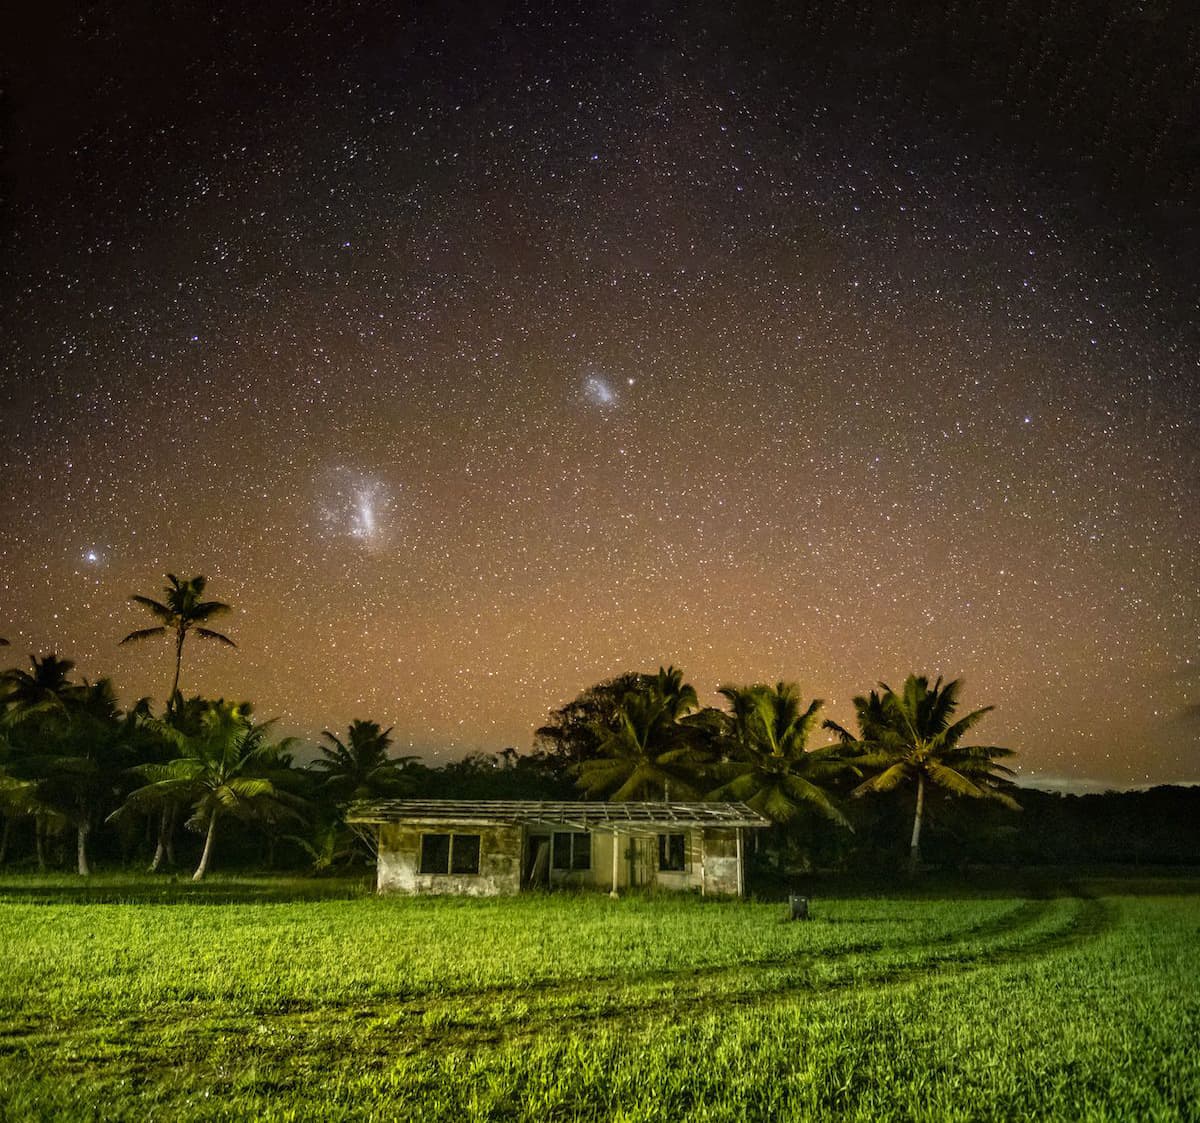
xmin=4 ymin=573 xmax=1194 ymax=880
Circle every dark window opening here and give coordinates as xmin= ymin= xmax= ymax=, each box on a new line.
xmin=420 ymin=832 xmax=481 ymax=876
xmin=552 ymin=832 xmax=591 ymax=870
xmin=658 ymin=833 xmax=686 ymax=871
xmin=450 ymin=833 xmax=481 ymax=874
xmin=420 ymin=833 xmax=451 ymax=874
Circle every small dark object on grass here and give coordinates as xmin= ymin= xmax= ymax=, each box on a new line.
xmin=789 ymin=895 xmax=810 ymax=921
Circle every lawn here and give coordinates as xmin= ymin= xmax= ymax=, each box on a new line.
xmin=0 ymin=873 xmax=1197 ymax=1120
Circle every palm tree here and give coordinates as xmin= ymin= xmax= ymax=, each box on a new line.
xmin=709 ymin=683 xmax=853 ymax=827
xmin=0 ymin=766 xmax=63 ymax=870
xmin=108 ymin=696 xmax=180 ymax=871
xmin=825 ymin=675 xmax=1019 ymax=873
xmin=0 ymin=654 xmax=79 ymax=716
xmin=1 ymin=659 xmax=131 ymax=874
xmin=651 ymin=665 xmax=699 ymax=722
xmin=1 ymin=655 xmax=77 ymax=871
xmin=313 ymin=720 xmax=417 ymax=804
xmin=119 ymin=575 xmax=235 ymax=706
xmin=111 ymin=700 xmax=302 ymax=880
xmin=577 ymin=670 xmax=707 ymax=801
xmin=0 ymin=767 xmax=38 ymax=865
xmin=34 ymin=678 xmax=129 ymax=875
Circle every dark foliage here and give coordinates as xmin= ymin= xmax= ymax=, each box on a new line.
xmin=3 ymin=650 xmax=1198 ymax=876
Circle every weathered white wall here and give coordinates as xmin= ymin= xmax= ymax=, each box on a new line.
xmin=700 ymin=828 xmax=742 ymax=896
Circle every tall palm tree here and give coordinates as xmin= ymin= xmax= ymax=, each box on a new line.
xmin=119 ymin=575 xmax=235 ymax=706
xmin=111 ymin=700 xmax=302 ymax=880
xmin=825 ymin=674 xmax=1019 ymax=873
xmin=313 ymin=720 xmax=417 ymax=804
xmin=709 ymin=683 xmax=853 ymax=826
xmin=577 ymin=672 xmax=706 ymax=801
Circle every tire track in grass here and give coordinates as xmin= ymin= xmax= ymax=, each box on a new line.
xmin=383 ymin=893 xmax=1114 ymax=1051
xmin=1 ymin=897 xmax=1043 ymax=1042
xmin=1 ymin=893 xmax=1112 ymax=1079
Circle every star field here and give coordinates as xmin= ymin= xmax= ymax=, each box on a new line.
xmin=1 ymin=3 xmax=1197 ymax=786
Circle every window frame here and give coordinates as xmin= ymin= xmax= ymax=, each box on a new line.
xmin=658 ymin=832 xmax=687 ymax=872
xmin=450 ymin=832 xmax=481 ymax=874
xmin=551 ymin=831 xmax=592 ymax=871
xmin=419 ymin=831 xmax=482 ymax=876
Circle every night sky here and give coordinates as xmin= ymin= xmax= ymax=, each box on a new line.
xmin=2 ymin=3 xmax=1198 ymax=789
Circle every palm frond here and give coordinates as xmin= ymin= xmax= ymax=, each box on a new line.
xmin=821 ymin=719 xmax=857 ymax=745
xmin=937 ymin=705 xmax=996 ymax=750
xmin=925 ymin=761 xmax=986 ymax=799
xmin=128 ymin=596 xmax=173 ymax=619
xmin=852 ymin=762 xmax=910 ymax=797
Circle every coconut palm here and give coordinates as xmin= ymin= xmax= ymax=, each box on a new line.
xmin=1 ymin=656 xmax=78 ymax=869
xmin=29 ymin=678 xmax=129 ymax=875
xmin=825 ymin=674 xmax=1019 ymax=872
xmin=0 ymin=767 xmax=63 ymax=870
xmin=119 ymin=575 xmax=235 ymax=706
xmin=577 ymin=671 xmax=706 ymax=801
xmin=111 ymin=700 xmax=303 ymax=880
xmin=0 ymin=766 xmax=38 ymax=864
xmin=112 ymin=697 xmax=184 ymax=871
xmin=709 ymin=683 xmax=853 ymax=826
xmin=651 ymin=665 xmax=699 ymax=722
xmin=0 ymin=654 xmax=80 ymax=717
xmin=313 ymin=720 xmax=417 ymax=804
xmin=1 ymin=660 xmax=131 ymax=874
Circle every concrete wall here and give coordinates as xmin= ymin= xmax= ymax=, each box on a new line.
xmin=376 ymin=822 xmax=523 ymax=896
xmin=700 ymin=828 xmax=742 ymax=896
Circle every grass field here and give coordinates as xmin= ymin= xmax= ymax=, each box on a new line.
xmin=1 ymin=873 xmax=1197 ymax=1120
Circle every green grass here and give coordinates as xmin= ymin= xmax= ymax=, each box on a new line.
xmin=0 ymin=874 xmax=1197 ymax=1120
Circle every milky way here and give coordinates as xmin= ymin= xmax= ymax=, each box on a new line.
xmin=1 ymin=4 xmax=1197 ymax=785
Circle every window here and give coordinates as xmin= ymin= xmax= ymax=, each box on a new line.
xmin=551 ymin=832 xmax=591 ymax=870
xmin=450 ymin=833 xmax=481 ymax=874
xmin=658 ymin=833 xmax=686 ymax=871
xmin=420 ymin=832 xmax=481 ymax=875
xmin=420 ymin=833 xmax=450 ymax=874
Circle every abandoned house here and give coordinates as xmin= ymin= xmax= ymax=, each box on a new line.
xmin=347 ymin=799 xmax=771 ymax=897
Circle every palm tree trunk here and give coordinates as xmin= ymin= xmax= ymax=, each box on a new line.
xmin=149 ymin=806 xmax=169 ymax=872
xmin=77 ymin=820 xmax=92 ymax=877
xmin=170 ymin=629 xmax=185 ymax=707
xmin=908 ymin=772 xmax=926 ymax=874
xmin=193 ymin=811 xmax=218 ymax=881
xmin=165 ymin=804 xmax=177 ymax=866
xmin=0 ymin=816 xmax=10 ymax=865
xmin=35 ymin=815 xmax=46 ymax=872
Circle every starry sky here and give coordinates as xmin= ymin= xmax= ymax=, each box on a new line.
xmin=2 ymin=2 xmax=1198 ymax=788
